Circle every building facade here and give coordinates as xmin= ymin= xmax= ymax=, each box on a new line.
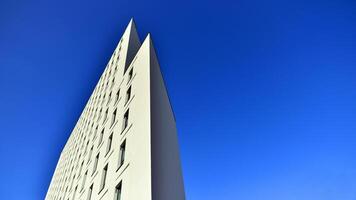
xmin=45 ymin=19 xmax=185 ymax=200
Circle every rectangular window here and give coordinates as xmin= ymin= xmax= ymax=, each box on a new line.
xmin=114 ymin=62 xmax=118 ymax=73
xmin=81 ymin=170 xmax=88 ymax=190
xmin=93 ymin=125 xmax=98 ymax=140
xmin=115 ymin=89 xmax=120 ymax=104
xmin=79 ymin=161 xmax=84 ymax=176
xmin=98 ymin=128 xmax=104 ymax=146
xmin=103 ymin=108 xmax=108 ymax=123
xmin=98 ymin=108 xmax=102 ymax=121
xmin=128 ymin=68 xmax=133 ymax=83
xmin=107 ymin=91 xmax=112 ymax=105
xmin=118 ymin=140 xmax=126 ymax=169
xmin=94 ymin=108 xmax=98 ymax=120
xmin=114 ymin=182 xmax=122 ymax=200
xmin=125 ymin=86 xmax=131 ymax=105
xmin=84 ymin=140 xmax=89 ymax=154
xmin=87 ymin=146 xmax=93 ymax=163
xmin=102 ymin=94 xmax=106 ymax=106
xmin=72 ymin=185 xmax=78 ymax=200
xmin=122 ymin=109 xmax=129 ymax=132
xmin=111 ymin=78 xmax=115 ymax=89
xmin=92 ymin=153 xmax=99 ymax=175
xmin=87 ymin=184 xmax=93 ymax=200
xmin=111 ymin=109 xmax=117 ymax=127
xmin=70 ymin=175 xmax=75 ymax=191
xmin=99 ymin=164 xmax=108 ymax=192
xmin=106 ymin=133 xmax=113 ymax=155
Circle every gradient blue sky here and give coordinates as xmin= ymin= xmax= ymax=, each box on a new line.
xmin=1 ymin=0 xmax=356 ymax=199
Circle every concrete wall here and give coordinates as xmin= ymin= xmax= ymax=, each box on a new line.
xmin=149 ymin=35 xmax=186 ymax=200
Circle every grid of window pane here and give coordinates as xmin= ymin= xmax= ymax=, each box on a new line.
xmin=45 ymin=28 xmax=138 ymax=200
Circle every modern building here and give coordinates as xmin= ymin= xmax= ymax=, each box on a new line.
xmin=45 ymin=19 xmax=185 ymax=200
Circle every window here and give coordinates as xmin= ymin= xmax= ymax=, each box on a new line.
xmin=90 ymin=123 xmax=94 ymax=135
xmin=82 ymin=136 xmax=87 ymax=148
xmin=106 ymin=133 xmax=113 ymax=155
xmin=115 ymin=89 xmax=120 ymax=104
xmin=98 ymin=128 xmax=104 ymax=146
xmin=99 ymin=164 xmax=108 ymax=192
xmin=118 ymin=140 xmax=126 ymax=169
xmin=103 ymin=108 xmax=108 ymax=124
xmin=102 ymin=94 xmax=106 ymax=106
xmin=84 ymin=140 xmax=89 ymax=154
xmin=64 ymin=186 xmax=68 ymax=198
xmin=98 ymin=108 xmax=102 ymax=121
xmin=70 ymin=175 xmax=75 ymax=191
xmin=94 ymin=108 xmax=98 ymax=119
xmin=128 ymin=68 xmax=133 ymax=83
xmin=125 ymin=86 xmax=131 ymax=105
xmin=72 ymin=185 xmax=78 ymax=200
xmin=114 ymin=182 xmax=122 ymax=200
xmin=93 ymin=125 xmax=98 ymax=141
xmin=107 ymin=91 xmax=112 ymax=105
xmin=114 ymin=61 xmax=118 ymax=73
xmin=79 ymin=161 xmax=84 ymax=177
xmin=87 ymin=146 xmax=93 ymax=164
xmin=92 ymin=153 xmax=99 ymax=175
xmin=81 ymin=170 xmax=87 ymax=190
xmin=87 ymin=184 xmax=93 ymax=200
xmin=111 ymin=109 xmax=117 ymax=127
xmin=111 ymin=78 xmax=115 ymax=89
xmin=122 ymin=109 xmax=129 ymax=132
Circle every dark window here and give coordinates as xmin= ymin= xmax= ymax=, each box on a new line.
xmin=115 ymin=89 xmax=120 ymax=104
xmin=81 ymin=170 xmax=88 ymax=190
xmin=103 ymin=108 xmax=108 ymax=123
xmin=118 ymin=140 xmax=126 ymax=169
xmin=92 ymin=153 xmax=99 ymax=175
xmin=122 ymin=110 xmax=129 ymax=132
xmin=98 ymin=128 xmax=104 ymax=146
xmin=84 ymin=140 xmax=89 ymax=154
xmin=99 ymin=164 xmax=108 ymax=192
xmin=98 ymin=108 xmax=102 ymax=121
xmin=72 ymin=185 xmax=78 ymax=200
xmin=107 ymin=91 xmax=112 ymax=105
xmin=111 ymin=78 xmax=115 ymax=89
xmin=87 ymin=184 xmax=93 ymax=200
xmin=128 ymin=68 xmax=133 ymax=83
xmin=87 ymin=146 xmax=93 ymax=164
xmin=93 ymin=125 xmax=98 ymax=140
xmin=114 ymin=182 xmax=122 ymax=200
xmin=111 ymin=109 xmax=117 ymax=127
xmin=106 ymin=133 xmax=113 ymax=155
xmin=125 ymin=86 xmax=131 ymax=105
xmin=79 ymin=161 xmax=84 ymax=176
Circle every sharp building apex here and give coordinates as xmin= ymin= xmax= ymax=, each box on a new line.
xmin=142 ymin=33 xmax=153 ymax=47
xmin=128 ymin=17 xmax=136 ymax=26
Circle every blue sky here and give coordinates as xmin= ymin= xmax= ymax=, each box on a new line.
xmin=0 ymin=0 xmax=356 ymax=199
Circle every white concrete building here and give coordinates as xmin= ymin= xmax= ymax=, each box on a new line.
xmin=45 ymin=19 xmax=185 ymax=200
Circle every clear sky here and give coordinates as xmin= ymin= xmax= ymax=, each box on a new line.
xmin=0 ymin=0 xmax=356 ymax=199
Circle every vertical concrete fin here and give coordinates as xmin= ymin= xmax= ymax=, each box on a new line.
xmin=146 ymin=34 xmax=186 ymax=200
